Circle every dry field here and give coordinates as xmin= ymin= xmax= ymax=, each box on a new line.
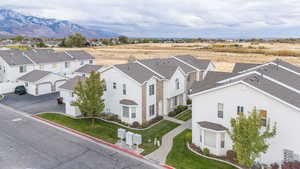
xmin=56 ymin=42 xmax=300 ymax=72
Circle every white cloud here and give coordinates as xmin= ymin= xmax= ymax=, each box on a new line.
xmin=1 ymin=0 xmax=300 ymax=38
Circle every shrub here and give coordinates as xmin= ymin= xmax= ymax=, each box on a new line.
xmin=185 ymin=131 xmax=192 ymax=143
xmin=141 ymin=121 xmax=149 ymax=128
xmin=203 ymin=148 xmax=210 ymax=156
xmin=141 ymin=116 xmax=163 ymax=128
xmin=187 ymin=99 xmax=192 ymax=105
xmin=105 ymin=114 xmax=119 ymax=121
xmin=226 ymin=150 xmax=237 ymax=162
xmin=271 ymin=163 xmax=279 ymax=169
xmin=131 ymin=121 xmax=141 ymax=128
xmin=168 ymin=111 xmax=177 ymax=117
xmin=281 ymin=162 xmax=300 ymax=169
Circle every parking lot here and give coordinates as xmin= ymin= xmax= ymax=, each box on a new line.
xmin=0 ymin=92 xmax=65 ymax=114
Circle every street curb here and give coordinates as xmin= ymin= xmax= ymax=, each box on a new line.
xmin=33 ymin=115 xmax=176 ymax=169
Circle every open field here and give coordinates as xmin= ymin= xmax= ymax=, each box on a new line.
xmin=56 ymin=42 xmax=300 ymax=72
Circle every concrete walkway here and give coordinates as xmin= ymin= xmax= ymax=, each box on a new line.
xmin=164 ymin=116 xmax=185 ymax=124
xmin=146 ymin=119 xmax=191 ymax=164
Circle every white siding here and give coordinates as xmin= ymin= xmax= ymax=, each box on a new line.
xmin=192 ymin=83 xmax=300 ymax=164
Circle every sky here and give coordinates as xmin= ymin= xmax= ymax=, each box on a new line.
xmin=1 ymin=0 xmax=300 ymax=38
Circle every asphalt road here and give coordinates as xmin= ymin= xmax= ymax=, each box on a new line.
xmin=0 ymin=106 xmax=160 ymax=169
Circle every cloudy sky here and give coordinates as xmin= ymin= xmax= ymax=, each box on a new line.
xmin=1 ymin=0 xmax=300 ymax=38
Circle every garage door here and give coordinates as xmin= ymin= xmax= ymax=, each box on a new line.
xmin=37 ymin=83 xmax=52 ymax=95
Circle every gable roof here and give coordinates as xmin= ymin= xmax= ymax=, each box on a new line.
xmin=115 ymin=62 xmax=162 ymax=84
xmin=75 ymin=64 xmax=103 ymax=74
xmin=18 ymin=70 xmax=52 ymax=82
xmin=120 ymin=99 xmax=138 ymax=105
xmin=0 ymin=50 xmax=33 ymax=66
xmin=174 ymin=55 xmax=211 ymax=70
xmin=232 ymin=63 xmax=261 ymax=73
xmin=65 ymin=50 xmax=95 ymax=60
xmin=59 ymin=76 xmax=85 ymax=91
xmin=0 ymin=49 xmax=95 ymax=66
xmin=138 ymin=58 xmax=196 ymax=79
xmin=198 ymin=121 xmax=227 ymax=131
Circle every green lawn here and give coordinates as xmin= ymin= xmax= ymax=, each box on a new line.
xmin=38 ymin=113 xmax=180 ymax=155
xmin=166 ymin=129 xmax=238 ymax=169
xmin=175 ymin=110 xmax=192 ymax=121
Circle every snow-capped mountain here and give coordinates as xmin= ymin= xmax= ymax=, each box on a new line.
xmin=0 ymin=9 xmax=120 ymax=38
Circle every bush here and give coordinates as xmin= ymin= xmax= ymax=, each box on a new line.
xmin=168 ymin=111 xmax=177 ymax=117
xmin=226 ymin=150 xmax=237 ymax=162
xmin=281 ymin=162 xmax=300 ymax=169
xmin=105 ymin=114 xmax=119 ymax=121
xmin=271 ymin=163 xmax=279 ymax=169
xmin=141 ymin=116 xmax=163 ymax=128
xmin=168 ymin=105 xmax=189 ymax=117
xmin=203 ymin=148 xmax=210 ymax=156
xmin=131 ymin=121 xmax=141 ymax=128
xmin=187 ymin=99 xmax=192 ymax=105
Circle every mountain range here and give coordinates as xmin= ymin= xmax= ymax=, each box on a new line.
xmin=0 ymin=9 xmax=120 ymax=39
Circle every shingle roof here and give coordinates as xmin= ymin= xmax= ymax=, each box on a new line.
xmin=59 ymin=76 xmax=85 ymax=91
xmin=174 ymin=55 xmax=211 ymax=70
xmin=0 ymin=49 xmax=95 ymax=66
xmin=75 ymin=64 xmax=103 ymax=74
xmin=138 ymin=58 xmax=196 ymax=79
xmin=18 ymin=70 xmax=52 ymax=82
xmin=0 ymin=50 xmax=33 ymax=66
xmin=273 ymin=59 xmax=300 ymax=74
xmin=198 ymin=121 xmax=227 ymax=131
xmin=191 ymin=71 xmax=237 ymax=94
xmin=66 ymin=50 xmax=95 ymax=60
xmin=120 ymin=99 xmax=138 ymax=105
xmin=115 ymin=62 xmax=162 ymax=84
xmin=232 ymin=63 xmax=261 ymax=73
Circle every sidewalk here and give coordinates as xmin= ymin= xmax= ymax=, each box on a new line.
xmin=146 ymin=119 xmax=191 ymax=163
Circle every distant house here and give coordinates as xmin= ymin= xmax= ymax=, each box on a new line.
xmin=0 ymin=49 xmax=95 ymax=82
xmin=190 ymin=59 xmax=300 ymax=165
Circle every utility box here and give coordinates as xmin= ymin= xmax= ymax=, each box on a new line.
xmin=118 ymin=128 xmax=126 ymax=140
xmin=126 ymin=131 xmax=134 ymax=146
xmin=133 ymin=134 xmax=142 ymax=145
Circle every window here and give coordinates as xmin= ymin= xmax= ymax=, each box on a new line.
xmin=71 ymin=92 xmax=75 ymax=97
xmin=25 ymin=82 xmax=28 ymax=87
xmin=52 ymin=64 xmax=57 ymax=68
xmin=149 ymin=104 xmax=155 ymax=116
xmin=122 ymin=106 xmax=129 ymax=118
xmin=113 ymin=82 xmax=117 ymax=89
xmin=218 ymin=103 xmax=224 ymax=118
xmin=65 ymin=62 xmax=70 ymax=68
xmin=149 ymin=84 xmax=155 ymax=96
xmin=175 ymin=78 xmax=180 ymax=90
xmin=89 ymin=60 xmax=93 ymax=64
xmin=19 ymin=65 xmax=27 ymax=73
xmin=131 ymin=107 xmax=136 ymax=119
xmin=80 ymin=60 xmax=84 ymax=65
xmin=39 ymin=64 xmax=44 ymax=70
xmin=221 ymin=133 xmax=225 ymax=148
xmin=204 ymin=130 xmax=216 ymax=148
xmin=283 ymin=149 xmax=295 ymax=162
xmin=237 ymin=106 xmax=244 ymax=114
xmin=174 ymin=96 xmax=178 ymax=106
xmin=187 ymin=74 xmax=191 ymax=82
xmin=122 ymin=84 xmax=126 ymax=95
xmin=260 ymin=110 xmax=267 ymax=127
xmin=199 ymin=129 xmax=202 ymax=143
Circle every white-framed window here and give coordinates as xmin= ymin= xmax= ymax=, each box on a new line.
xmin=19 ymin=65 xmax=27 ymax=73
xmin=39 ymin=64 xmax=44 ymax=70
xmin=175 ymin=78 xmax=180 ymax=90
xmin=113 ymin=82 xmax=117 ymax=89
xmin=204 ymin=130 xmax=217 ymax=148
xmin=237 ymin=106 xmax=244 ymax=114
xmin=199 ymin=129 xmax=202 ymax=143
xmin=122 ymin=106 xmax=129 ymax=118
xmin=25 ymin=82 xmax=28 ymax=87
xmin=149 ymin=84 xmax=155 ymax=96
xmin=218 ymin=103 xmax=224 ymax=118
xmin=123 ymin=84 xmax=126 ymax=95
xmin=149 ymin=104 xmax=155 ymax=116
xmin=65 ymin=62 xmax=70 ymax=68
xmin=283 ymin=149 xmax=295 ymax=162
xmin=260 ymin=110 xmax=267 ymax=127
xmin=221 ymin=133 xmax=225 ymax=148
xmin=89 ymin=60 xmax=93 ymax=64
xmin=174 ymin=96 xmax=178 ymax=106
xmin=131 ymin=107 xmax=136 ymax=119
xmin=187 ymin=74 xmax=191 ymax=82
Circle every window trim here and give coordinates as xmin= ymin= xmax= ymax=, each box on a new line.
xmin=113 ymin=82 xmax=117 ymax=89
xmin=149 ymin=84 xmax=155 ymax=96
xmin=122 ymin=106 xmax=130 ymax=118
xmin=122 ymin=84 xmax=126 ymax=95
xmin=217 ymin=103 xmax=224 ymax=118
xmin=175 ymin=78 xmax=180 ymax=90
xmin=149 ymin=104 xmax=155 ymax=116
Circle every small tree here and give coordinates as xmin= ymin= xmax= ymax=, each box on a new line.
xmin=65 ymin=33 xmax=87 ymax=47
xmin=118 ymin=35 xmax=129 ymax=44
xmin=230 ymin=108 xmax=276 ymax=168
xmin=36 ymin=42 xmax=47 ymax=48
xmin=72 ymin=71 xmax=105 ymax=127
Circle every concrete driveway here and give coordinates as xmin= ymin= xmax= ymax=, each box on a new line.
xmin=0 ymin=105 xmax=159 ymax=169
xmin=0 ymin=92 xmax=65 ymax=114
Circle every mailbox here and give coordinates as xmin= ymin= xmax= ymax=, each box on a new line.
xmin=126 ymin=131 xmax=134 ymax=146
xmin=118 ymin=128 xmax=126 ymax=140
xmin=133 ymin=134 xmax=142 ymax=145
